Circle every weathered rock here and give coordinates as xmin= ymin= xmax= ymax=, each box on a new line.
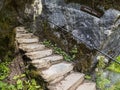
xmin=15 ymin=27 xmax=27 ymax=33
xmin=42 ymin=2 xmax=101 ymax=49
xmin=19 ymin=43 xmax=45 ymax=52
xmin=49 ymin=76 xmax=65 ymax=84
xmin=100 ymin=9 xmax=120 ymax=31
xmin=76 ymin=82 xmax=96 ymax=90
xmin=16 ymin=33 xmax=33 ymax=38
xmin=25 ymin=49 xmax=53 ymax=59
xmin=39 ymin=1 xmax=120 ymax=71
xmin=31 ymin=55 xmax=63 ymax=68
xmin=25 ymin=0 xmax=43 ymax=18
xmin=41 ymin=62 xmax=73 ymax=82
xmin=17 ymin=38 xmax=39 ymax=44
xmin=48 ymin=72 xmax=84 ymax=90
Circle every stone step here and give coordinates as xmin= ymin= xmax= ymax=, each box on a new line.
xmin=49 ymin=75 xmax=65 ymax=85
xmin=19 ymin=43 xmax=45 ymax=52
xmin=40 ymin=62 xmax=73 ymax=82
xmin=15 ymin=27 xmax=28 ymax=33
xmin=76 ymin=82 xmax=96 ymax=90
xmin=16 ymin=33 xmax=33 ymax=38
xmin=17 ymin=38 xmax=39 ymax=44
xmin=31 ymin=55 xmax=63 ymax=69
xmin=25 ymin=49 xmax=53 ymax=60
xmin=48 ymin=72 xmax=85 ymax=90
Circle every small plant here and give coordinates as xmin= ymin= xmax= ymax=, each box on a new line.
xmin=13 ymin=74 xmax=26 ymax=80
xmin=107 ymin=56 xmax=120 ymax=73
xmin=43 ymin=40 xmax=76 ymax=61
xmin=85 ymin=75 xmax=91 ymax=80
xmin=0 ymin=81 xmax=16 ymax=90
xmin=109 ymin=81 xmax=120 ymax=90
xmin=0 ymin=62 xmax=10 ymax=80
xmin=96 ymin=76 xmax=110 ymax=90
xmin=97 ymin=55 xmax=106 ymax=69
xmin=96 ymin=55 xmax=111 ymax=90
xmin=13 ymin=74 xmax=43 ymax=90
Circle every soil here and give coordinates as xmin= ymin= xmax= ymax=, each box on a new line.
xmin=4 ymin=51 xmax=26 ymax=84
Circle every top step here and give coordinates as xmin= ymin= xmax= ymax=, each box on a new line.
xmin=15 ymin=27 xmax=28 ymax=33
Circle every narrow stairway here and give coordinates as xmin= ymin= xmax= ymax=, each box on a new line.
xmin=15 ymin=26 xmax=96 ymax=90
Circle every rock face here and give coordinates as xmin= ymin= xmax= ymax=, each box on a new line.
xmin=1 ymin=0 xmax=120 ymax=71
xmin=32 ymin=0 xmax=120 ymax=71
xmin=15 ymin=0 xmax=120 ymax=71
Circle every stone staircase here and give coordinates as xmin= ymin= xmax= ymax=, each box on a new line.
xmin=15 ymin=26 xmax=96 ymax=90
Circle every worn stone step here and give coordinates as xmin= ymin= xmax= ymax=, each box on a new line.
xmin=17 ymin=38 xmax=39 ymax=44
xmin=19 ymin=43 xmax=45 ymax=52
xmin=31 ymin=55 xmax=63 ymax=69
xmin=15 ymin=27 xmax=28 ymax=33
xmin=40 ymin=62 xmax=73 ymax=82
xmin=25 ymin=49 xmax=53 ymax=60
xmin=16 ymin=33 xmax=33 ymax=38
xmin=76 ymin=82 xmax=96 ymax=90
xmin=49 ymin=75 xmax=65 ymax=85
xmin=48 ymin=72 xmax=84 ymax=90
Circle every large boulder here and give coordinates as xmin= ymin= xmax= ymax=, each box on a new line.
xmin=35 ymin=0 xmax=120 ymax=71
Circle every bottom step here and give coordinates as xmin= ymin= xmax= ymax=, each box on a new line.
xmin=48 ymin=72 xmax=84 ymax=90
xmin=76 ymin=82 xmax=96 ymax=90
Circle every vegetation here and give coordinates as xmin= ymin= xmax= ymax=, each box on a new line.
xmin=107 ymin=56 xmax=120 ymax=73
xmin=0 ymin=61 xmax=43 ymax=90
xmin=43 ymin=40 xmax=78 ymax=61
xmin=96 ymin=55 xmax=120 ymax=90
xmin=0 ymin=75 xmax=43 ymax=90
xmin=0 ymin=62 xmax=10 ymax=80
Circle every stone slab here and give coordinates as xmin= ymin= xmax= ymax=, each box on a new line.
xmin=17 ymin=38 xmax=39 ymax=44
xmin=19 ymin=43 xmax=45 ymax=52
xmin=32 ymin=55 xmax=63 ymax=68
xmin=16 ymin=33 xmax=33 ymax=38
xmin=15 ymin=27 xmax=28 ymax=33
xmin=25 ymin=49 xmax=53 ymax=60
xmin=41 ymin=62 xmax=73 ymax=82
xmin=76 ymin=82 xmax=96 ymax=90
xmin=48 ymin=72 xmax=84 ymax=90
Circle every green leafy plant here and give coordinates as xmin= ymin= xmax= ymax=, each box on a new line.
xmin=16 ymin=79 xmax=23 ymax=90
xmin=13 ymin=74 xmax=42 ymax=90
xmin=0 ymin=81 xmax=16 ymax=90
xmin=43 ymin=40 xmax=76 ymax=61
xmin=85 ymin=75 xmax=91 ymax=80
xmin=107 ymin=56 xmax=120 ymax=73
xmin=13 ymin=74 xmax=26 ymax=80
xmin=24 ymin=79 xmax=42 ymax=90
xmin=96 ymin=55 xmax=111 ymax=90
xmin=0 ymin=62 xmax=10 ymax=80
xmin=109 ymin=81 xmax=120 ymax=90
xmin=96 ymin=76 xmax=110 ymax=90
